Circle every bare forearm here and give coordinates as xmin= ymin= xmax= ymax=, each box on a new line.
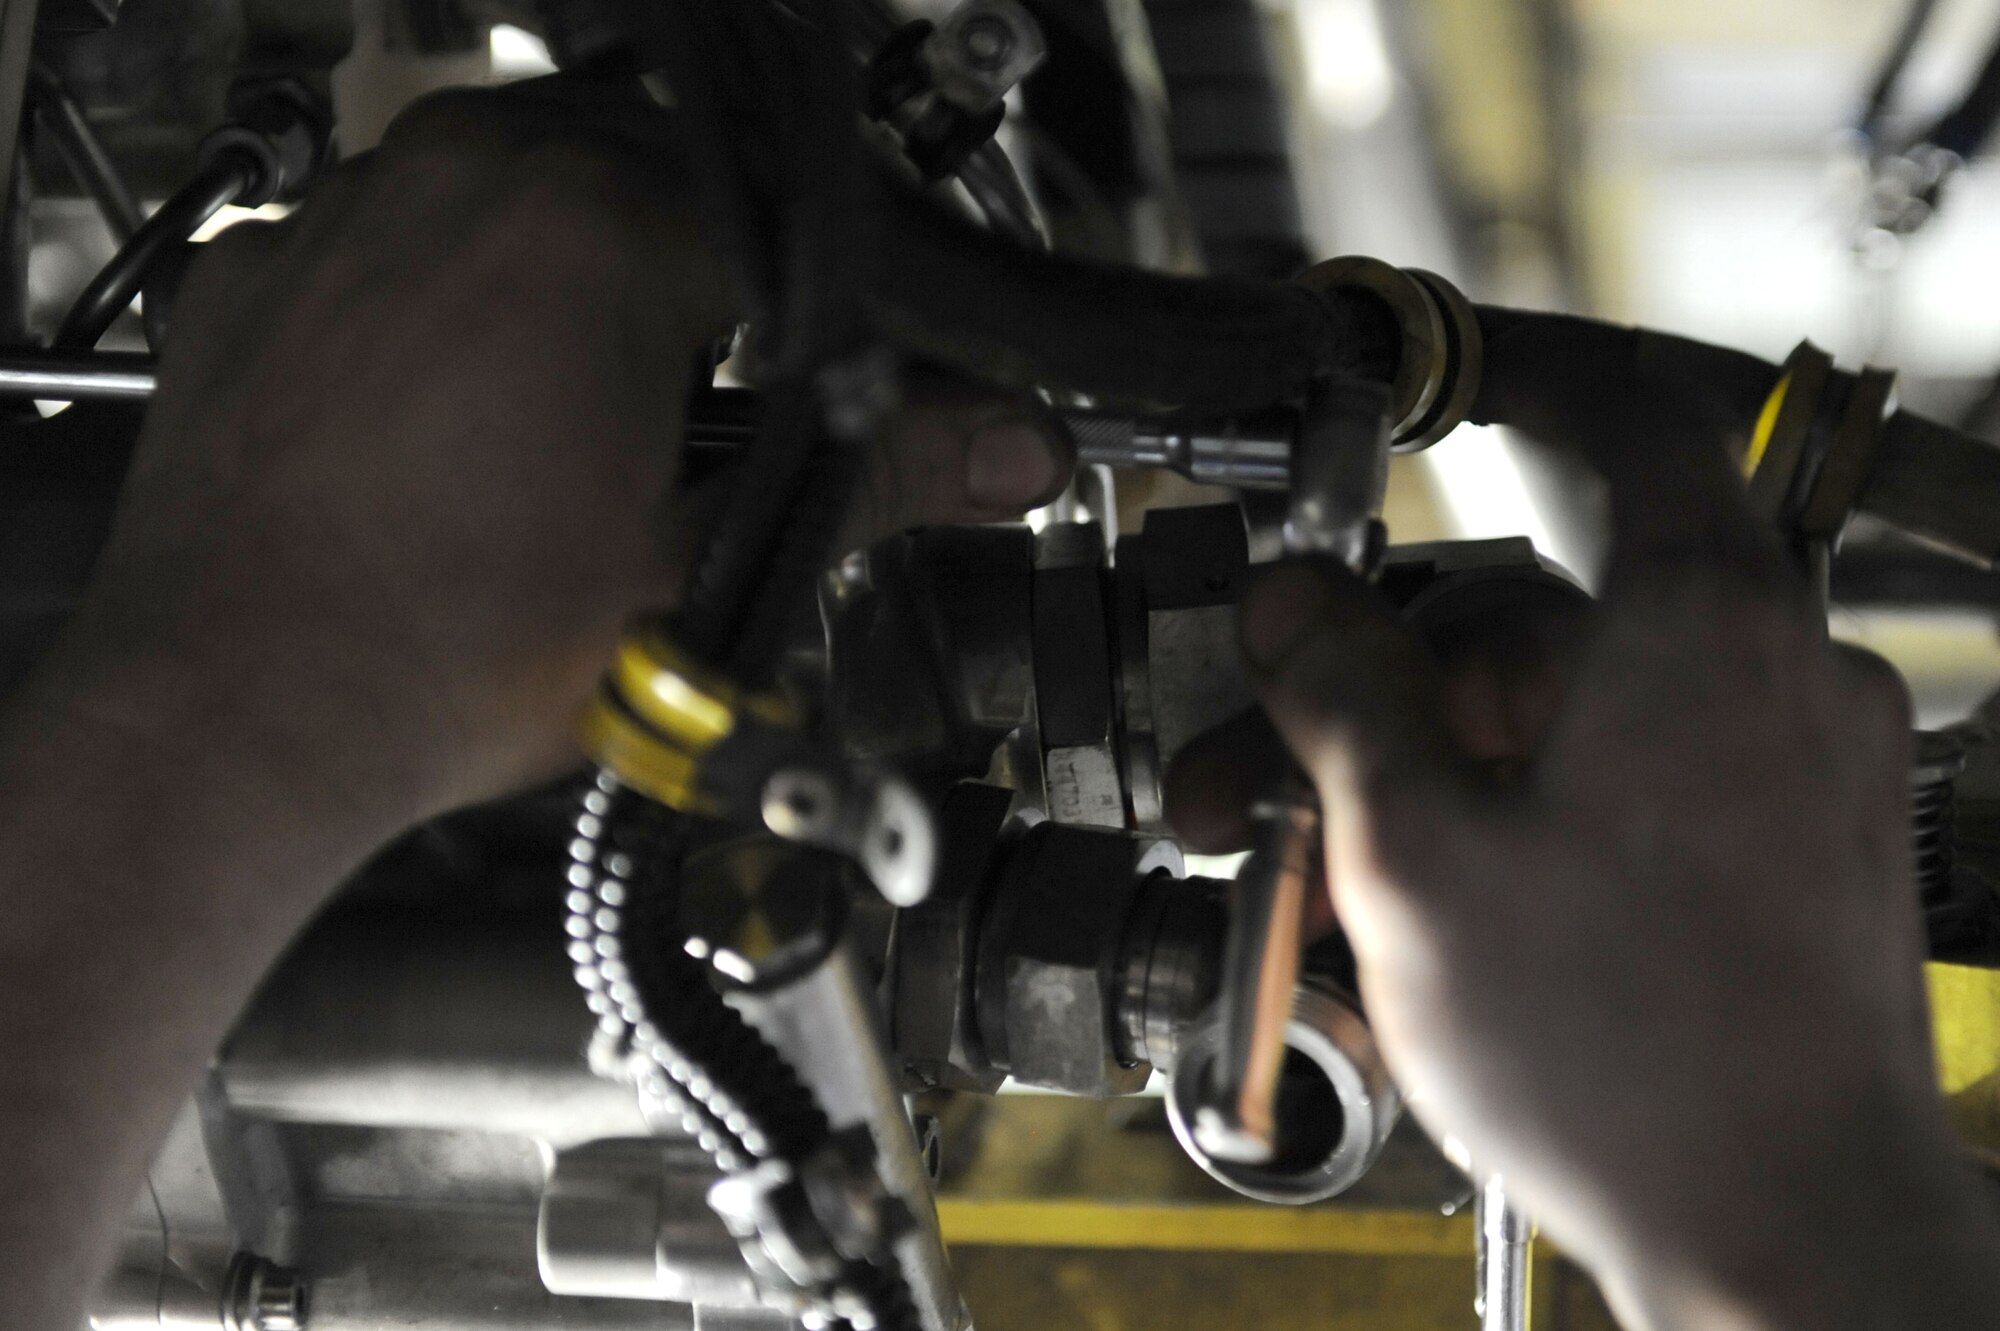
xmin=0 ymin=627 xmax=409 ymax=1329
xmin=1618 ymin=1128 xmax=2000 ymax=1331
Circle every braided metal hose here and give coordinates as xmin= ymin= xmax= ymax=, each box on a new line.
xmin=566 ymin=773 xmax=922 ymax=1331
xmin=567 ymin=772 xmax=831 ymax=1167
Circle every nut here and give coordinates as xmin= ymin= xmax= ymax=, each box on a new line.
xmin=890 ymin=783 xmax=1017 ymax=1091
xmin=978 ymin=822 xmax=1181 ymax=1096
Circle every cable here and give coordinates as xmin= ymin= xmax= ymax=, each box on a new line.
xmin=1923 ymin=21 xmax=2000 ymax=160
xmin=28 ymin=64 xmax=142 ymax=242
xmin=52 ymin=149 xmax=251 ymax=351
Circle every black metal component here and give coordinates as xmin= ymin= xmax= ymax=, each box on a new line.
xmin=866 ymin=21 xmax=1007 ymax=182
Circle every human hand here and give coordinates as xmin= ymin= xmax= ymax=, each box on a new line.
xmin=1171 ymin=382 xmax=2000 ymax=1329
xmin=48 ymin=82 xmax=1069 ymax=831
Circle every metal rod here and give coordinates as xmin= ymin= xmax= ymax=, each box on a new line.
xmin=728 ymin=944 xmax=969 ymax=1331
xmin=1477 ymin=1175 xmax=1532 ymax=1331
xmin=0 ymin=348 xmax=157 ymax=399
xmin=1193 ymin=780 xmax=1317 ymax=1164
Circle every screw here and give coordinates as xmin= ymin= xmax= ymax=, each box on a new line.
xmin=958 ymin=14 xmax=1015 ymax=70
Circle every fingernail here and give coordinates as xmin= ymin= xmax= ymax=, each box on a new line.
xmin=965 ymin=419 xmax=1063 ymax=509
xmin=1241 ymin=563 xmax=1336 ymax=671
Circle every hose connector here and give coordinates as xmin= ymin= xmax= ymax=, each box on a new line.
xmin=581 ymin=624 xmax=801 ymax=814
xmin=1166 ymin=978 xmax=1401 ymax=1203
xmin=1294 ymin=257 xmax=1482 ymax=453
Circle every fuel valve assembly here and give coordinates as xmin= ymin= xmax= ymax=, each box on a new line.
xmin=16 ymin=0 xmax=2000 ymax=1326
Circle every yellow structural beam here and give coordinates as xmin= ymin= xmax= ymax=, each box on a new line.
xmin=937 ymin=1199 xmax=1474 ymax=1257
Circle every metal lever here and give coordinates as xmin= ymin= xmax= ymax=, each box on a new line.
xmin=1195 ymin=376 xmax=1392 ymax=1165
xmin=1194 ymin=779 xmax=1318 ymax=1163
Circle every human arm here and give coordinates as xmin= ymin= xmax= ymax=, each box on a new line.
xmin=1173 ymin=375 xmax=2000 ymax=1329
xmin=0 ymin=87 xmax=1069 ymax=1330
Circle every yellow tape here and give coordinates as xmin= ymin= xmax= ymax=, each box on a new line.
xmin=1743 ymin=370 xmax=1792 ymax=480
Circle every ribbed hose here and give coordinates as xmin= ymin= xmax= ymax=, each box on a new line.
xmin=1912 ymin=731 xmax=1964 ymax=905
xmin=567 ymin=773 xmax=832 ymax=1167
xmin=566 ymin=775 xmax=920 ymax=1331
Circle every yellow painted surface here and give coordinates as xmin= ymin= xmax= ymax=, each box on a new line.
xmin=938 ymin=1199 xmax=1472 ymax=1256
xmin=1929 ymin=962 xmax=2000 ymax=1154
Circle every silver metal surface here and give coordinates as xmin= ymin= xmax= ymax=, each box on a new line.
xmin=1113 ymin=874 xmax=1227 ymax=1069
xmin=218 ymin=903 xmax=650 ymax=1143
xmin=1066 ymin=409 xmax=1294 ymax=490
xmin=1285 ymin=377 xmax=1391 ymax=565
xmin=538 ymin=1139 xmax=765 ymax=1307
xmin=1477 ymin=1175 xmax=1532 ymax=1331
xmin=1166 ymin=981 xmax=1402 ymax=1204
xmin=729 ymin=946 xmax=968 ymax=1331
xmin=0 ymin=347 xmax=156 ymax=399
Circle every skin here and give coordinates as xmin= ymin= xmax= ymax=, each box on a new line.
xmin=3 ymin=77 xmax=1994 ymax=1331
xmin=1172 ymin=381 xmax=2000 ymax=1329
xmin=0 ymin=88 xmax=1068 ymax=1330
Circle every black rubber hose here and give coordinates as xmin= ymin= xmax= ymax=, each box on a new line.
xmin=866 ymin=164 xmax=1397 ymax=411
xmin=1924 ymin=21 xmax=2000 ymax=159
xmin=52 ymin=150 xmax=252 ymax=351
xmin=28 ymin=65 xmax=142 ymax=243
xmin=1856 ymin=0 xmax=1939 ymax=146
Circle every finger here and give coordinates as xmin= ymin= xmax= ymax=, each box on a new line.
xmin=836 ymin=377 xmax=1072 ymax=551
xmin=1241 ymin=559 xmax=1477 ymax=863
xmin=1163 ymin=709 xmax=1288 ymax=854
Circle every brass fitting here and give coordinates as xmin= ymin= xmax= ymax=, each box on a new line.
xmin=1293 ymin=257 xmax=1483 ymax=453
xmin=580 ymin=625 xmax=800 ymax=813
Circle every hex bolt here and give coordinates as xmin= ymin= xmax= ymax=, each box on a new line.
xmin=223 ymin=1254 xmax=305 ymax=1331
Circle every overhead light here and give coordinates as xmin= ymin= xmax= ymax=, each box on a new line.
xmin=1294 ymin=0 xmax=1394 ymax=130
xmin=490 ymin=23 xmax=557 ymax=79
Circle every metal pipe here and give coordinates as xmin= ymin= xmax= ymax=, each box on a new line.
xmin=727 ymin=944 xmax=968 ymax=1331
xmin=30 ymin=62 xmax=144 ymax=241
xmin=0 ymin=347 xmax=156 ymax=399
xmin=1477 ymin=1175 xmax=1532 ymax=1331
xmin=1164 ymin=979 xmax=1401 ymax=1204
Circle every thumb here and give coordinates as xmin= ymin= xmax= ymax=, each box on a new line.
xmin=1240 ymin=560 xmax=1474 ymax=865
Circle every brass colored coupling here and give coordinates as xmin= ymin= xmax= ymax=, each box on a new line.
xmin=579 ymin=625 xmax=799 ymax=813
xmin=1744 ymin=340 xmax=1899 ymax=542
xmin=1293 ymin=256 xmax=1483 ymax=453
